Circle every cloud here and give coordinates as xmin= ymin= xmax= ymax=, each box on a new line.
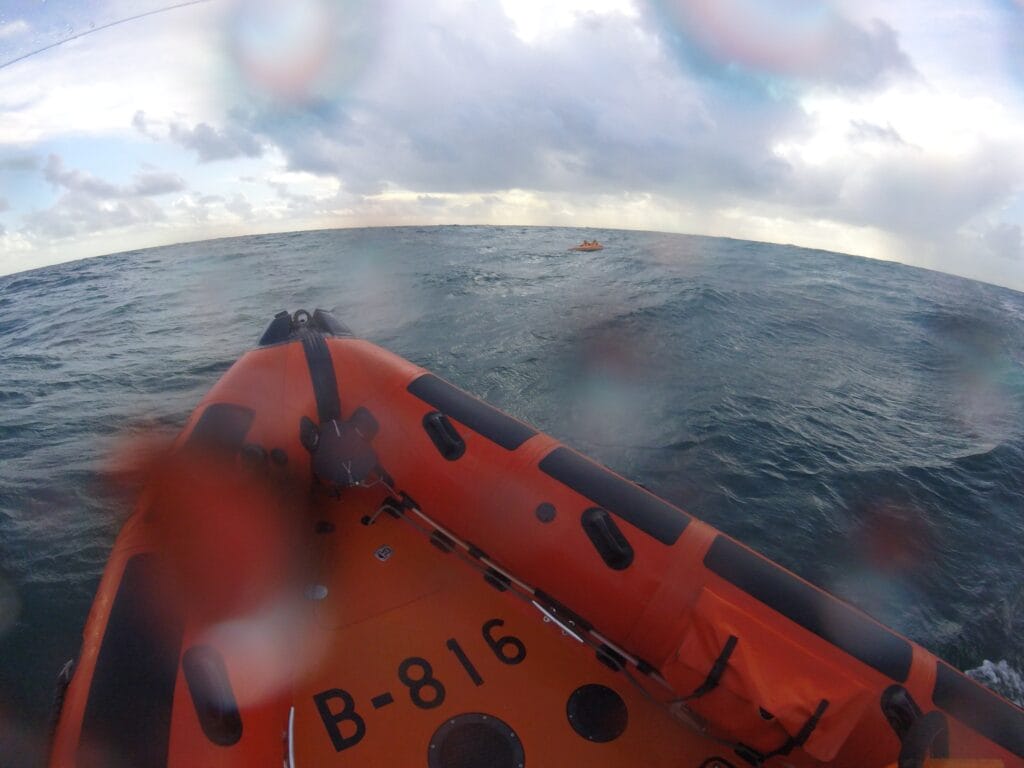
xmin=174 ymin=192 xmax=224 ymax=223
xmin=131 ymin=109 xmax=159 ymax=139
xmin=24 ymin=154 xmax=187 ymax=239
xmin=0 ymin=196 xmax=8 ymax=212
xmin=132 ymin=107 xmax=265 ymax=162
xmin=984 ymin=222 xmax=1022 ymax=260
xmin=43 ymin=154 xmax=186 ymax=197
xmin=167 ymin=118 xmax=264 ymax=163
xmin=238 ymin=2 xmax=801 ymax=205
xmin=23 ymin=191 xmax=166 ymax=240
xmin=225 ymin=193 xmax=254 ymax=218
xmin=828 ymin=144 xmax=1023 ymax=237
xmin=0 ymin=151 xmax=40 ymax=171
xmin=848 ymin=120 xmax=906 ymax=145
xmin=43 ymin=154 xmax=119 ymax=197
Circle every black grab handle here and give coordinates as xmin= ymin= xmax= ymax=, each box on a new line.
xmin=581 ymin=507 xmax=634 ymax=570
xmin=423 ymin=411 xmax=466 ymax=461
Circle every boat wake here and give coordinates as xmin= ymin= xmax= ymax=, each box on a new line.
xmin=966 ymin=659 xmax=1024 ymax=706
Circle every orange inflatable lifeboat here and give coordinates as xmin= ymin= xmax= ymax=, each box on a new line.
xmin=49 ymin=309 xmax=1023 ymax=768
xmin=571 ymin=240 xmax=604 ymax=251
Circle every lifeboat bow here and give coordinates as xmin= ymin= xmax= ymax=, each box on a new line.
xmin=49 ymin=308 xmax=1024 ymax=768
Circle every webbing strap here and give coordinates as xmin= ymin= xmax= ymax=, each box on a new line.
xmin=301 ymin=329 xmax=341 ymax=424
xmin=679 ymin=635 xmax=738 ymax=702
xmin=762 ymin=698 xmax=830 ymax=760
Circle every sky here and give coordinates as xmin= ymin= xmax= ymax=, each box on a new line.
xmin=1 ymin=0 xmax=1024 ymax=290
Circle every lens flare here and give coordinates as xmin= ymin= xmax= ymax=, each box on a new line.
xmin=224 ymin=0 xmax=382 ymax=103
xmin=652 ymin=0 xmax=837 ymax=78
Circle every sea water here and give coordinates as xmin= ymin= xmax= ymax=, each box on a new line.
xmin=1 ymin=226 xmax=1022 ymax=758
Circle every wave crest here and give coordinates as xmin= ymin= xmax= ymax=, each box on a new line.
xmin=966 ymin=659 xmax=1024 ymax=706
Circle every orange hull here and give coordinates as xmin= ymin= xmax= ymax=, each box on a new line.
xmin=50 ymin=310 xmax=1023 ymax=768
xmin=570 ymin=244 xmax=604 ymax=251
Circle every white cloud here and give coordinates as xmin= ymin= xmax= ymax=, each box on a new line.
xmin=225 ymin=192 xmax=254 ymax=218
xmin=20 ymin=154 xmax=187 ymax=240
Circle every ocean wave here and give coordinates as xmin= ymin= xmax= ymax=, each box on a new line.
xmin=966 ymin=659 xmax=1024 ymax=706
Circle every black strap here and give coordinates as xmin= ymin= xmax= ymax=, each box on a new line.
xmin=301 ymin=329 xmax=341 ymax=423
xmin=679 ymin=635 xmax=738 ymax=702
xmin=762 ymin=699 xmax=830 ymax=760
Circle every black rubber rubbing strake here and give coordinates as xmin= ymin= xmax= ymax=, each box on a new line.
xmin=539 ymin=447 xmax=689 ymax=545
xmin=932 ymin=661 xmax=1024 ymax=757
xmin=78 ymin=554 xmax=184 ymax=768
xmin=407 ymin=374 xmax=537 ymax=450
xmin=703 ymin=536 xmax=913 ymax=682
xmin=301 ymin=330 xmax=341 ymax=424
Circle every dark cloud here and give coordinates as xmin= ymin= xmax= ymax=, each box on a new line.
xmin=168 ymin=118 xmax=264 ymax=163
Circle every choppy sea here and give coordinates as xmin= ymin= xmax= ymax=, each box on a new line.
xmin=1 ymin=225 xmax=1023 ymax=759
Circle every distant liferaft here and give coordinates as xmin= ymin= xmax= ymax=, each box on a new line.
xmin=570 ymin=240 xmax=603 ymax=251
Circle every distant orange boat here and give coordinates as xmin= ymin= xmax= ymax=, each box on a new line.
xmin=570 ymin=240 xmax=603 ymax=251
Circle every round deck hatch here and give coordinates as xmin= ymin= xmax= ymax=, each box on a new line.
xmin=427 ymin=712 xmax=524 ymax=768
xmin=566 ymin=683 xmax=627 ymax=742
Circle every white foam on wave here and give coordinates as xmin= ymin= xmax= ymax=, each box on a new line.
xmin=966 ymin=659 xmax=1024 ymax=706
